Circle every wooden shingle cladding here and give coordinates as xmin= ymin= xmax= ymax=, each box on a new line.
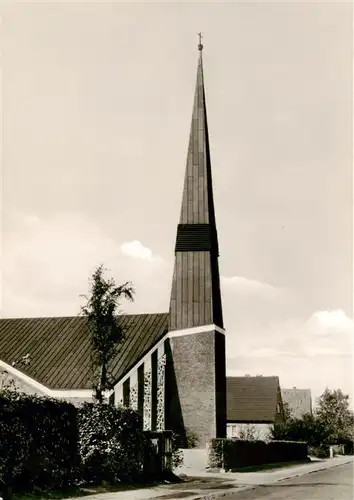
xmin=169 ymin=50 xmax=223 ymax=331
xmin=0 ymin=313 xmax=168 ymax=390
xmin=227 ymin=376 xmax=282 ymax=423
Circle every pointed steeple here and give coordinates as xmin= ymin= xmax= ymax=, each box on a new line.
xmin=169 ymin=39 xmax=223 ymax=331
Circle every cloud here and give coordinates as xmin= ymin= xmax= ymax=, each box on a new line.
xmin=220 ymin=275 xmax=353 ymax=405
xmin=120 ymin=240 xmax=161 ymax=261
xmin=1 ymin=212 xmax=169 ymax=318
xmin=221 ymin=275 xmax=282 ymax=299
xmin=305 ymin=309 xmax=354 ymax=336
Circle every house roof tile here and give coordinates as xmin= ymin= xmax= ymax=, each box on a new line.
xmin=227 ymin=376 xmax=280 ymax=423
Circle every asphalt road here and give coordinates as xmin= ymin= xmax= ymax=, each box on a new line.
xmin=227 ymin=462 xmax=353 ymax=500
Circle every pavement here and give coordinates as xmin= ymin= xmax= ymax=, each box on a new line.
xmin=67 ymin=455 xmax=354 ymax=500
xmin=222 ymin=462 xmax=354 ymax=499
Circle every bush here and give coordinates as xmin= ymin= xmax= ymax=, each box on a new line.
xmin=0 ymin=390 xmax=79 ymax=498
xmin=208 ymin=439 xmax=308 ymax=471
xmin=77 ymin=402 xmax=153 ymax=484
xmin=308 ymin=445 xmax=330 ymax=459
xmin=171 ymin=432 xmax=183 ymax=469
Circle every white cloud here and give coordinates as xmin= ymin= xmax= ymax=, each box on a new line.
xmin=120 ymin=240 xmax=160 ymax=261
xmin=221 ymin=275 xmax=353 ymax=406
xmin=1 ymin=213 xmax=169 ymax=318
xmin=305 ymin=309 xmax=354 ymax=336
xmin=221 ymin=275 xmax=282 ymax=299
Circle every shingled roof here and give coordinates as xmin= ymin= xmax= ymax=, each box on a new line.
xmin=0 ymin=313 xmax=168 ymax=390
xmin=227 ymin=376 xmax=280 ymax=423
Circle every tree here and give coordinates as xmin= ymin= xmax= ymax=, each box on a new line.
xmin=315 ymin=388 xmax=354 ymax=444
xmin=270 ymin=388 xmax=354 ymax=448
xmin=282 ymin=401 xmax=292 ymax=422
xmin=270 ymin=412 xmax=327 ymax=447
xmin=81 ymin=265 xmax=135 ymax=403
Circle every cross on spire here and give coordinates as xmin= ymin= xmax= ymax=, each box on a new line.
xmin=198 ymin=32 xmax=203 ymax=51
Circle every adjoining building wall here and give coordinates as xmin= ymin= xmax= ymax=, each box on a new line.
xmin=0 ymin=368 xmax=94 ymax=406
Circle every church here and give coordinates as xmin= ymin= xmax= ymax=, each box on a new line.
xmin=0 ymin=41 xmax=286 ymax=447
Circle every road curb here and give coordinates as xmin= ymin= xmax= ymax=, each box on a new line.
xmin=191 ymin=458 xmax=354 ymax=500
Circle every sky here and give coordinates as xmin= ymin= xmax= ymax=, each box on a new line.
xmin=1 ymin=0 xmax=353 ymax=406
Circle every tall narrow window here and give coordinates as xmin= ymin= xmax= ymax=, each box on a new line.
xmin=123 ymin=378 xmax=130 ymax=407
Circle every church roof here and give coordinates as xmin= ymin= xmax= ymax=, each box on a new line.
xmin=169 ymin=40 xmax=223 ymax=331
xmin=0 ymin=313 xmax=168 ymax=390
xmin=227 ymin=376 xmax=281 ymax=423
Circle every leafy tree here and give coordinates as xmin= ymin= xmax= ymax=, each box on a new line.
xmin=270 ymin=412 xmax=327 ymax=447
xmin=282 ymin=401 xmax=292 ymax=422
xmin=81 ymin=265 xmax=135 ymax=403
xmin=315 ymin=388 xmax=354 ymax=444
xmin=270 ymin=388 xmax=354 ymax=448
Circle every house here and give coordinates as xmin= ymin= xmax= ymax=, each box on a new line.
xmin=281 ymin=387 xmax=312 ymax=419
xmin=0 ymin=40 xmax=226 ymax=448
xmin=227 ymin=376 xmax=285 ymax=441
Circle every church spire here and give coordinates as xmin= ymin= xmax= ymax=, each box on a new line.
xmin=169 ymin=38 xmax=223 ymax=331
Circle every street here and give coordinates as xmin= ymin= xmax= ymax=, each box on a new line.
xmin=227 ymin=463 xmax=353 ymax=500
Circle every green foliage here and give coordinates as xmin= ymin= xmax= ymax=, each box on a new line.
xmin=0 ymin=391 xmax=174 ymax=499
xmin=208 ymin=439 xmax=225 ymax=469
xmin=170 ymin=432 xmax=183 ymax=469
xmin=80 ymin=265 xmax=135 ymax=403
xmin=77 ymin=402 xmax=152 ymax=483
xmin=270 ymin=412 xmax=328 ymax=447
xmin=282 ymin=401 xmax=292 ymax=422
xmin=315 ymin=388 xmax=354 ymax=444
xmin=271 ymin=388 xmax=354 ymax=448
xmin=0 ymin=390 xmax=79 ymax=499
xmin=208 ymin=438 xmax=307 ymax=471
xmin=308 ymin=445 xmax=330 ymax=459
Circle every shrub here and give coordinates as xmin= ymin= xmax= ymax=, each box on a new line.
xmin=208 ymin=438 xmax=308 ymax=471
xmin=308 ymin=445 xmax=330 ymax=459
xmin=0 ymin=390 xmax=79 ymax=498
xmin=171 ymin=432 xmax=184 ymax=469
xmin=77 ymin=402 xmax=153 ymax=483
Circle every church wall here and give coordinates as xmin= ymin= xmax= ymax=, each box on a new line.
xmin=166 ymin=330 xmax=224 ymax=448
xmin=113 ymin=342 xmax=166 ymax=432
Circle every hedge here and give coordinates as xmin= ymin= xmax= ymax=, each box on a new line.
xmin=0 ymin=391 xmax=79 ymax=498
xmin=208 ymin=439 xmax=308 ymax=471
xmin=77 ymin=402 xmax=154 ymax=483
xmin=0 ymin=391 xmax=178 ymax=499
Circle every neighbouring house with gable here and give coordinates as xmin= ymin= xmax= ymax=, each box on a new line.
xmin=281 ymin=387 xmax=313 ymax=419
xmin=226 ymin=376 xmax=285 ymax=441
